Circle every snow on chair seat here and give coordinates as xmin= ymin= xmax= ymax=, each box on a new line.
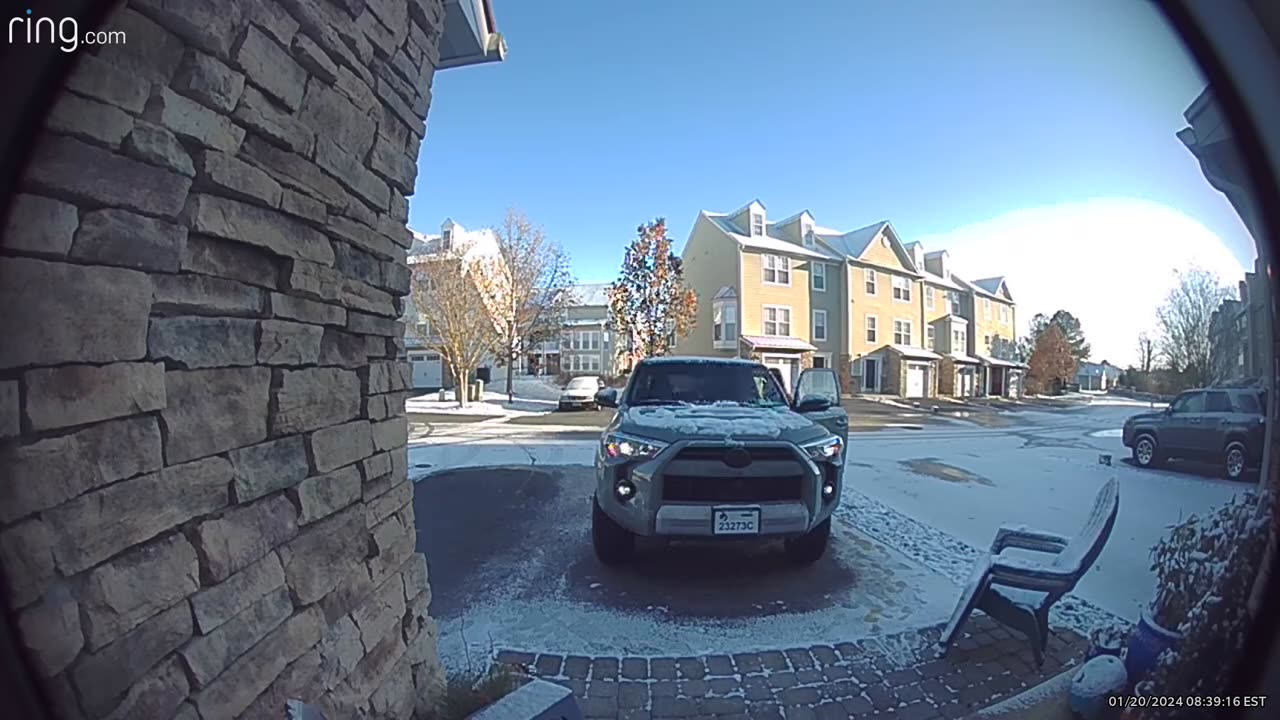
xmin=937 ymin=477 xmax=1120 ymax=667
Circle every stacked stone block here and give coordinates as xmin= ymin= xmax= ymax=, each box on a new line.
xmin=0 ymin=0 xmax=443 ymax=717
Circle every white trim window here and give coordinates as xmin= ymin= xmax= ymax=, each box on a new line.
xmin=983 ymin=297 xmax=992 ymax=319
xmin=999 ymin=303 xmax=1009 ymax=323
xmin=953 ymin=328 xmax=967 ymax=352
xmin=984 ymin=334 xmax=991 ymax=352
xmin=750 ymin=212 xmax=764 ymax=236
xmin=763 ymin=306 xmax=791 ymax=336
xmin=926 ymin=325 xmax=936 ymax=350
xmin=813 ymin=309 xmax=828 ymax=342
xmin=803 ymin=225 xmax=815 ymax=248
xmin=893 ymin=319 xmax=912 ymax=345
xmin=762 ymin=254 xmax=790 ymax=285
xmin=865 ymin=315 xmax=878 ymax=343
xmin=811 ymin=262 xmax=826 ymax=291
xmin=950 ymin=290 xmax=962 ymax=315
xmin=892 ymin=275 xmax=912 ymax=302
xmin=925 ymin=286 xmax=935 ymax=311
xmin=864 ymin=268 xmax=878 ymax=295
xmin=713 ymin=300 xmax=738 ymax=349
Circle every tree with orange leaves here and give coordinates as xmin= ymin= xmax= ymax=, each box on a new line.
xmin=1026 ymin=323 xmax=1078 ymax=395
xmin=607 ymin=218 xmax=698 ymax=367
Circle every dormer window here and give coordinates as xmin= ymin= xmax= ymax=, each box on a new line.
xmin=803 ymin=228 xmax=815 ymax=248
xmin=750 ymin=212 xmax=764 ymax=236
xmin=441 ymin=227 xmax=453 ymax=250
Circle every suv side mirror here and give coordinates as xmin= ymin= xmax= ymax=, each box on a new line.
xmin=595 ymin=388 xmax=619 ymax=408
xmin=796 ymin=395 xmax=832 ymax=413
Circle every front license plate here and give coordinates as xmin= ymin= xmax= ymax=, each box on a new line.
xmin=713 ymin=507 xmax=761 ymax=535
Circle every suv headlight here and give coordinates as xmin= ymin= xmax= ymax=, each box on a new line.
xmin=803 ymin=435 xmax=844 ymax=462
xmin=602 ymin=432 xmax=668 ymax=465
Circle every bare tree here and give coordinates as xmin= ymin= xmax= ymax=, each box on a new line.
xmin=1155 ymin=267 xmax=1234 ymax=387
xmin=483 ymin=209 xmax=575 ymax=403
xmin=1136 ymin=332 xmax=1156 ymax=373
xmin=408 ymin=242 xmax=502 ymax=407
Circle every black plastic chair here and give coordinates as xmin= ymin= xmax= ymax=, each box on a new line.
xmin=938 ymin=477 xmax=1120 ymax=667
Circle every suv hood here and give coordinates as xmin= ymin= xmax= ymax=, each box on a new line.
xmin=618 ymin=404 xmax=830 ymax=444
xmin=1126 ymin=411 xmax=1166 ymax=424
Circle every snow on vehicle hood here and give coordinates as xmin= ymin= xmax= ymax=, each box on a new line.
xmin=621 ymin=404 xmax=827 ymax=443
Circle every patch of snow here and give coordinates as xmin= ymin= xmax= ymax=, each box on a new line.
xmin=626 ymin=405 xmax=813 ymax=437
xmin=405 ymin=391 xmax=556 ymax=417
xmin=1087 ymin=397 xmax=1169 ymax=409
xmin=837 ymin=489 xmax=1129 ymax=638
xmin=1072 ymin=655 xmax=1127 ymax=695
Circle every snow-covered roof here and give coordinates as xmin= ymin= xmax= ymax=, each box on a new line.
xmin=562 ymin=318 xmax=605 ymax=327
xmin=568 ymin=283 xmax=610 ymax=307
xmin=919 ymin=268 xmax=964 ymax=291
xmin=640 ymin=356 xmax=757 ymax=366
xmin=740 ymin=335 xmax=819 ymax=352
xmin=1077 ymin=361 xmax=1121 ymax=377
xmin=626 ymin=405 xmax=814 ymax=438
xmin=819 ymin=221 xmax=887 ymax=260
xmin=885 ymin=344 xmax=941 ymax=361
xmin=971 ymin=276 xmax=1014 ymax=302
xmin=952 ymin=274 xmax=1008 ymax=303
xmin=947 ymin=352 xmax=982 ymax=364
xmin=407 ymin=222 xmax=501 ymax=266
xmin=975 ymin=354 xmax=1026 ymax=368
xmin=704 ymin=213 xmax=838 ymax=260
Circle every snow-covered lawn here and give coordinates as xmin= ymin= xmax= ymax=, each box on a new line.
xmin=848 ymin=406 xmax=1242 ymax=622
xmin=405 ymin=390 xmax=556 ymax=417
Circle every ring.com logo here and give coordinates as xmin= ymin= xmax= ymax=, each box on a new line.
xmin=8 ymin=8 xmax=126 ymax=53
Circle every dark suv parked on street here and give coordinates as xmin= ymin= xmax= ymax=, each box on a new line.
xmin=1122 ymin=387 xmax=1268 ymax=480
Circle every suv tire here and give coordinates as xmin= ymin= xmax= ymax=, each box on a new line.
xmin=784 ymin=517 xmax=831 ymax=565
xmin=592 ymin=497 xmax=634 ymax=565
xmin=1132 ymin=434 xmax=1160 ymax=468
xmin=1224 ymin=440 xmax=1248 ymax=481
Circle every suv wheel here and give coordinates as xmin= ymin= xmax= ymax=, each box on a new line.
xmin=1224 ymin=441 xmax=1248 ymax=481
xmin=1132 ymin=434 xmax=1159 ymax=468
xmin=591 ymin=497 xmax=634 ymax=565
xmin=784 ymin=518 xmax=831 ymax=565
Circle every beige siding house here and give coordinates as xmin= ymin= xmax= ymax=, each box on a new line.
xmin=679 ymin=201 xmax=1024 ymax=398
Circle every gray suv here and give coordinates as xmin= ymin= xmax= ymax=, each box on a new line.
xmin=1122 ymin=387 xmax=1267 ymax=480
xmin=590 ymin=357 xmax=849 ymax=566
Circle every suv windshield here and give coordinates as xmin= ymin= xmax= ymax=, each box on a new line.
xmin=627 ymin=363 xmax=788 ymax=407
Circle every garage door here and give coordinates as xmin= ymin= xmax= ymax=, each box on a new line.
xmin=410 ymin=353 xmax=442 ymax=389
xmin=906 ymin=364 xmax=926 ymax=397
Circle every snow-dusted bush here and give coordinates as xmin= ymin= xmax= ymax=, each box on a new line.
xmin=1137 ymin=489 xmax=1272 ymax=720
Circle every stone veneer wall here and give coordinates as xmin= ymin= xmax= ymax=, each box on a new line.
xmin=0 ymin=1 xmax=445 ymax=718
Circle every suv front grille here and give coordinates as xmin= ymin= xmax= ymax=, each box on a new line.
xmin=673 ymin=446 xmax=797 ymax=463
xmin=662 ymin=474 xmax=804 ymax=502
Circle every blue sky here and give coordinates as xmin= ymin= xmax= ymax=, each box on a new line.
xmin=411 ymin=1 xmax=1257 ymax=363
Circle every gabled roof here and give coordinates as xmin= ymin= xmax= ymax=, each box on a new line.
xmin=703 ymin=212 xmax=837 ymax=260
xmin=713 ymin=286 xmax=737 ymax=300
xmin=952 ymin=273 xmax=1014 ymax=303
xmin=971 ymin=276 xmax=1014 ymax=302
xmin=770 ymin=209 xmax=814 ymax=227
xmin=817 ymin=220 xmax=923 ymax=275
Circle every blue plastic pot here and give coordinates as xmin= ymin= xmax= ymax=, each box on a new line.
xmin=1124 ymin=608 xmax=1182 ymax=684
